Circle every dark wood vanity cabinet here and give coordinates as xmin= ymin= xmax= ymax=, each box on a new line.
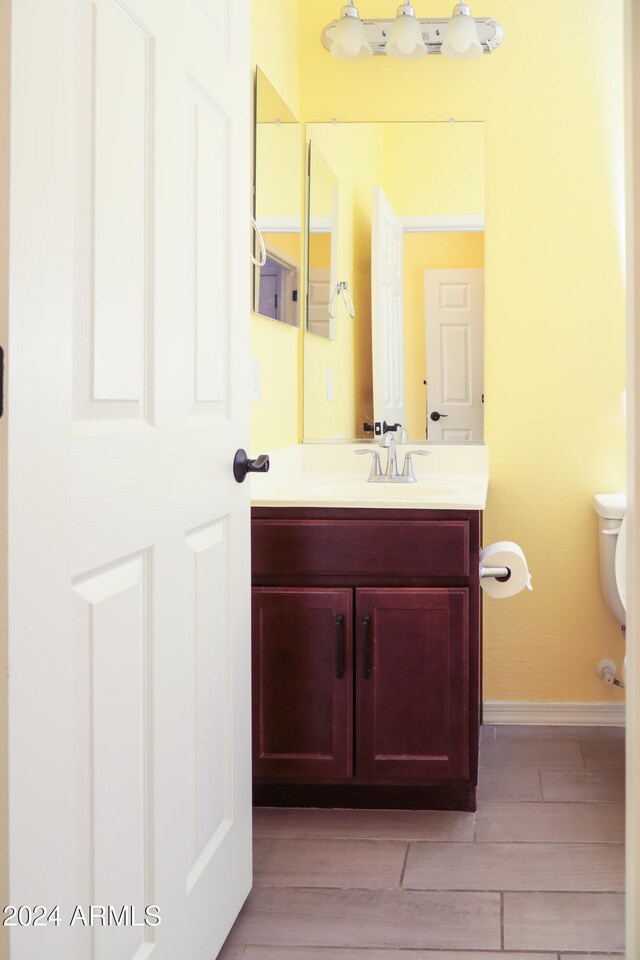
xmin=251 ymin=507 xmax=482 ymax=811
xmin=252 ymin=588 xmax=353 ymax=781
xmin=355 ymin=588 xmax=469 ymax=783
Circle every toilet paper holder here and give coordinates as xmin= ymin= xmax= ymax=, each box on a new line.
xmin=480 ymin=565 xmax=511 ymax=582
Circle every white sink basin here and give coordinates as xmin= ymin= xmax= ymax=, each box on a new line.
xmin=290 ymin=476 xmax=476 ymax=501
xmin=251 ymin=446 xmax=489 ymax=511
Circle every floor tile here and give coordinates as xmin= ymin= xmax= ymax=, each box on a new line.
xmin=541 ymin=768 xmax=625 ymax=802
xmin=478 ymin=765 xmax=543 ymax=801
xmin=476 ymin=800 xmax=625 ymax=843
xmin=253 ymin=838 xmax=407 ymax=888
xmin=403 ymin=840 xmax=624 ymax=891
xmin=253 ymin=808 xmax=475 ymax=842
xmin=495 ymin=724 xmax=625 ymax=741
xmin=480 ymin=723 xmax=497 ymax=740
xmin=241 ymin=950 xmax=554 ymax=960
xmin=581 ymin=737 xmax=626 ymax=769
xmin=217 ymin=946 xmax=245 ymax=960
xmin=227 ymin=725 xmax=627 ymax=958
xmin=226 ymin=888 xmax=501 ymax=951
xmin=480 ymin=738 xmax=584 ymax=769
xmin=503 ymin=891 xmax=625 ymax=952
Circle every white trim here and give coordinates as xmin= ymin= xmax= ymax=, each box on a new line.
xmin=256 ymin=215 xmax=301 ymax=234
xmin=483 ymin=701 xmax=625 ymax=726
xmin=309 ymin=215 xmax=334 ymax=234
xmin=401 ymin=214 xmax=485 ymax=234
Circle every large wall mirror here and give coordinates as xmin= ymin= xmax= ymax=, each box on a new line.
xmin=253 ymin=69 xmax=302 ymax=326
xmin=303 ymin=121 xmax=485 ymax=443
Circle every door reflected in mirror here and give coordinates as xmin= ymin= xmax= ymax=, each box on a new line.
xmin=304 ymin=121 xmax=485 ymax=443
xmin=253 ymin=68 xmax=302 ymax=327
xmin=307 ymin=143 xmax=340 ymax=340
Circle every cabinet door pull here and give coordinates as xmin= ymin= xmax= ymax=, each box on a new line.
xmin=335 ymin=614 xmax=345 ymax=679
xmin=362 ymin=615 xmax=372 ymax=679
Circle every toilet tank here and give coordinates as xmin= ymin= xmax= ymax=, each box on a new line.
xmin=593 ymin=494 xmax=626 ymax=627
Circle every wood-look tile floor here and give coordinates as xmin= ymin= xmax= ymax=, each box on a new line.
xmin=220 ymin=725 xmax=625 ymax=958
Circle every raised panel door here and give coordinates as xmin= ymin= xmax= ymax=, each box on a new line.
xmin=425 ymin=268 xmax=484 ymax=440
xmin=253 ymin=588 xmax=353 ymax=781
xmin=372 ymin=186 xmax=405 ymax=428
xmin=7 ymin=0 xmax=251 ymax=957
xmin=356 ymin=588 xmax=469 ymax=782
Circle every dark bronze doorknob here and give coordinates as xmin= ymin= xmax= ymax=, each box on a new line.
xmin=233 ymin=449 xmax=270 ymax=483
xmin=430 ymin=411 xmax=449 ymax=422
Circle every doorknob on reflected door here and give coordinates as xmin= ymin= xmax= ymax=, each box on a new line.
xmin=233 ymin=449 xmax=270 ymax=483
xmin=430 ymin=411 xmax=448 ymax=422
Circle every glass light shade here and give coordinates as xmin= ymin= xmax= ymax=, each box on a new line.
xmin=442 ymin=3 xmax=483 ymax=60
xmin=386 ymin=10 xmax=428 ymax=61
xmin=330 ymin=13 xmax=373 ymax=61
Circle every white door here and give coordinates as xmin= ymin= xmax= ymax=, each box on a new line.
xmin=371 ymin=186 xmax=405 ymax=429
xmin=425 ymin=268 xmax=484 ymax=441
xmin=7 ymin=1 xmax=252 ymax=959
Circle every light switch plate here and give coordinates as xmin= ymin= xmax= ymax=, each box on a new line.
xmin=326 ymin=368 xmax=334 ymax=402
xmin=251 ymin=357 xmax=260 ymax=403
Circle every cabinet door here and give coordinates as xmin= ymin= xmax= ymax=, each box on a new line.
xmin=356 ymin=588 xmax=469 ymax=781
xmin=252 ymin=588 xmax=352 ymax=780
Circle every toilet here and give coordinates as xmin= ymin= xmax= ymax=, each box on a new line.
xmin=593 ymin=493 xmax=627 ymax=627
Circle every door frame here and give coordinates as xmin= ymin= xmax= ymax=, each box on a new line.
xmin=626 ymin=0 xmax=639 ymax=952
xmin=0 ymin=0 xmax=9 ymax=955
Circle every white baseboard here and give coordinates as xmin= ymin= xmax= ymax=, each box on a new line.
xmin=483 ymin=701 xmax=626 ymax=726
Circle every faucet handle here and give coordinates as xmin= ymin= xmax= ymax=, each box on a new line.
xmin=354 ymin=448 xmax=383 ymax=480
xmin=401 ymin=450 xmax=431 ymax=482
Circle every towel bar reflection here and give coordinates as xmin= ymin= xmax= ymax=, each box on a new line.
xmin=329 ymin=281 xmax=355 ymax=319
xmin=250 ymin=215 xmax=267 ymax=267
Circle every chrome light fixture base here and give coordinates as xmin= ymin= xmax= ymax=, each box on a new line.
xmin=321 ymin=16 xmax=503 ymax=56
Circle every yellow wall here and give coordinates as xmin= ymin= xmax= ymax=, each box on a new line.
xmin=255 ymin=123 xmax=302 ymax=220
xmin=251 ymin=0 xmax=301 ymax=119
xmin=309 ymin=231 xmax=331 ymax=269
xmin=263 ymin=232 xmax=301 ymax=263
xmin=404 ymin=232 xmax=485 ymax=438
xmin=383 ymin=122 xmax=485 ymax=217
xmin=250 ymin=0 xmax=302 ymax=449
xmin=299 ymin=0 xmax=627 ymax=703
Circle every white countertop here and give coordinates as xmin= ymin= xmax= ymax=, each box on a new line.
xmin=250 ymin=443 xmax=489 ymax=511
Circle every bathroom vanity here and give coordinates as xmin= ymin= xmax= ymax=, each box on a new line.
xmin=250 ymin=444 xmax=489 ymax=811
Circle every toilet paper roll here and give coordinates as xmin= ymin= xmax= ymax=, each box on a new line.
xmin=480 ymin=541 xmax=533 ymax=599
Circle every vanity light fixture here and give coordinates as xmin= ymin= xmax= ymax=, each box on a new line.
xmin=386 ymin=3 xmax=428 ymax=61
xmin=329 ymin=1 xmax=374 ymax=61
xmin=322 ymin=2 xmax=503 ymax=61
xmin=441 ymin=2 xmax=483 ymax=60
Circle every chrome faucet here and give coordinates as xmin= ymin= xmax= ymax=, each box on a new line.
xmin=379 ymin=432 xmax=399 ymax=479
xmin=354 ymin=442 xmax=431 ymax=483
xmin=401 ymin=449 xmax=431 ymax=481
xmin=354 ymin=448 xmax=382 ymax=480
